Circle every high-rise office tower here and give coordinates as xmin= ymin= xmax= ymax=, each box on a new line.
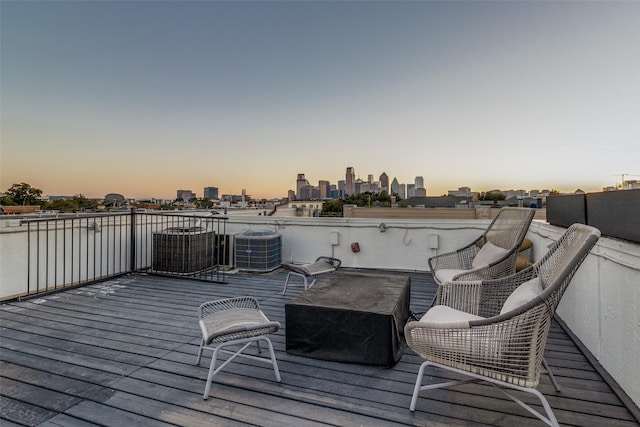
xmin=319 ymin=180 xmax=330 ymax=199
xmin=379 ymin=172 xmax=389 ymax=192
xmin=203 ymin=187 xmax=218 ymax=200
xmin=415 ymin=176 xmax=424 ymax=190
xmin=390 ymin=178 xmax=400 ymax=197
xmin=338 ymin=180 xmax=345 ymax=198
xmin=298 ymin=185 xmax=313 ymax=200
xmin=367 ymin=174 xmax=374 ymax=184
xmin=345 ymin=167 xmax=355 ymax=195
xmin=177 ymin=189 xmax=196 ymax=200
xmin=330 ymin=184 xmax=338 ymax=199
xmin=296 ymin=173 xmax=309 ymax=200
xmin=407 ymin=184 xmax=415 ymax=198
xmin=415 ymin=187 xmax=427 ymax=197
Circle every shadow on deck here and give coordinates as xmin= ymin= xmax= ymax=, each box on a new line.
xmin=1 ymin=270 xmax=638 ymax=426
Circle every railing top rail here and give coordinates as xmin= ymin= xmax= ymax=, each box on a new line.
xmin=142 ymin=212 xmax=228 ymax=220
xmin=19 ymin=212 xmax=132 ymax=224
xmin=17 ymin=210 xmax=229 ymax=225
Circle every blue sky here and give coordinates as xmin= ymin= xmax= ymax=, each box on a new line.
xmin=2 ymin=1 xmax=639 ymax=199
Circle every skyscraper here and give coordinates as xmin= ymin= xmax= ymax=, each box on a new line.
xmin=407 ymin=184 xmax=415 ymax=198
xmin=379 ymin=172 xmax=389 ymax=193
xmin=203 ymin=187 xmax=218 ymax=200
xmin=177 ymin=189 xmax=195 ymax=200
xmin=319 ymin=180 xmax=330 ymax=199
xmin=296 ymin=173 xmax=309 ymax=200
xmin=345 ymin=167 xmax=355 ymax=195
xmin=390 ymin=178 xmax=400 ymax=197
xmin=415 ymin=176 xmax=424 ymax=190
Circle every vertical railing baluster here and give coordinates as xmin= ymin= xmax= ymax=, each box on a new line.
xmin=85 ymin=217 xmax=89 ymax=284
xmin=62 ymin=219 xmax=66 ymax=286
xmin=45 ymin=220 xmax=50 ymax=290
xmin=54 ymin=219 xmax=58 ymax=289
xmin=26 ymin=222 xmax=31 ymax=295
xmin=130 ymin=208 xmax=136 ymax=272
xmin=100 ymin=216 xmax=104 ymax=278
xmin=36 ymin=222 xmax=41 ymax=294
xmin=92 ymin=217 xmax=96 ymax=281
xmin=118 ymin=214 xmax=123 ymax=273
xmin=70 ymin=218 xmax=75 ymax=285
xmin=78 ymin=217 xmax=82 ymax=285
xmin=111 ymin=215 xmax=116 ymax=276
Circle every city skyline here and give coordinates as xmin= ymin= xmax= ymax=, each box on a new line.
xmin=2 ymin=2 xmax=639 ymax=200
xmin=1 ymin=165 xmax=625 ymax=203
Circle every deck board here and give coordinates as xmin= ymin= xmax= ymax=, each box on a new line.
xmin=1 ymin=270 xmax=638 ymax=426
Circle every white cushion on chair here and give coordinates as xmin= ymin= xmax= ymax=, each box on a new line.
xmin=500 ymin=277 xmax=542 ymax=315
xmin=472 ymin=242 xmax=509 ymax=269
xmin=434 ymin=269 xmax=467 ymax=283
xmin=420 ymin=305 xmax=485 ymax=323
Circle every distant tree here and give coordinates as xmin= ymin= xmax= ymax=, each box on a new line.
xmin=192 ymin=198 xmax=212 ymax=208
xmin=320 ymin=192 xmax=393 ymax=216
xmin=479 ymin=191 xmax=506 ymax=201
xmin=5 ymin=182 xmax=43 ymax=205
xmin=73 ymin=194 xmax=99 ymax=211
xmin=343 ymin=191 xmax=392 ymax=208
xmin=47 ymin=199 xmax=77 ymax=212
xmin=377 ymin=191 xmax=392 ymax=205
xmin=200 ymin=197 xmax=214 ymax=209
xmin=320 ymin=199 xmax=344 ymax=216
xmin=0 ymin=194 xmax=16 ymax=205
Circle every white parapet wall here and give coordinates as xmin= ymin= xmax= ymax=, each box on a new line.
xmin=525 ymin=221 xmax=640 ymax=409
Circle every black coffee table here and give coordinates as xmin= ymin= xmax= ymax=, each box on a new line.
xmin=285 ymin=271 xmax=411 ymax=367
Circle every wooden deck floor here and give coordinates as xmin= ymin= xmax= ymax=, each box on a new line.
xmin=1 ymin=270 xmax=638 ymax=426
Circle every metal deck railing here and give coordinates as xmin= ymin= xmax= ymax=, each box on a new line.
xmin=20 ymin=210 xmax=229 ymax=299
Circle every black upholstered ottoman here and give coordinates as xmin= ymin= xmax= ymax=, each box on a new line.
xmin=285 ymin=271 xmax=410 ymax=367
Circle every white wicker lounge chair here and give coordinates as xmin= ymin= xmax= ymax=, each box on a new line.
xmin=196 ymin=296 xmax=281 ymax=399
xmin=428 ymin=207 xmax=535 ymax=306
xmin=281 ymin=256 xmax=341 ymax=295
xmin=407 ymin=224 xmax=600 ymax=426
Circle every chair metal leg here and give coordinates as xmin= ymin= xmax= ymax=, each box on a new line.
xmin=262 ymin=336 xmax=281 ymax=382
xmin=203 ymin=346 xmax=221 ymax=399
xmin=196 ymin=339 xmax=205 ymax=365
xmin=410 ymin=361 xmax=428 ymax=411
xmin=282 ymin=272 xmax=293 ymax=295
xmin=543 ymin=357 xmax=561 ymax=392
xmin=410 ymin=361 xmax=559 ymax=427
xmin=282 ymin=271 xmax=313 ymax=295
xmin=203 ymin=341 xmax=253 ymax=399
xmin=202 ymin=336 xmax=281 ymax=400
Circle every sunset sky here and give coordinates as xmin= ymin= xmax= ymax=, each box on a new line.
xmin=2 ymin=1 xmax=639 ymax=200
